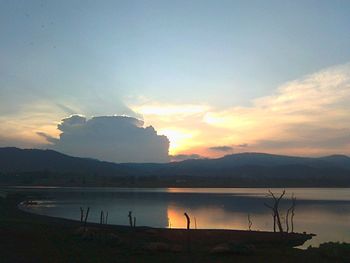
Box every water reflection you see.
[11,187,350,248]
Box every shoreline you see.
[17,198,315,248]
[1,193,349,262]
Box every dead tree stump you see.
[184,212,190,229]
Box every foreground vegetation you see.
[1,194,349,262]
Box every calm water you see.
[11,187,350,248]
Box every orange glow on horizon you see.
[158,128,199,155]
[166,205,251,230]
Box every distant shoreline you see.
[3,185,350,189]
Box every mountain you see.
[168,152,350,171]
[0,147,129,175]
[0,147,350,187]
[317,154,350,170]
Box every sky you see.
[1,0,350,162]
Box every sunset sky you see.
[1,0,350,162]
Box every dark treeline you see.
[1,147,350,187]
[1,170,349,187]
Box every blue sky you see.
[1,0,350,161]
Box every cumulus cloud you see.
[40,115,170,163]
[208,146,233,152]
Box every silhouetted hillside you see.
[0,147,129,175]
[166,152,350,172]
[0,147,350,187]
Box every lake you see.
[12,187,350,248]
